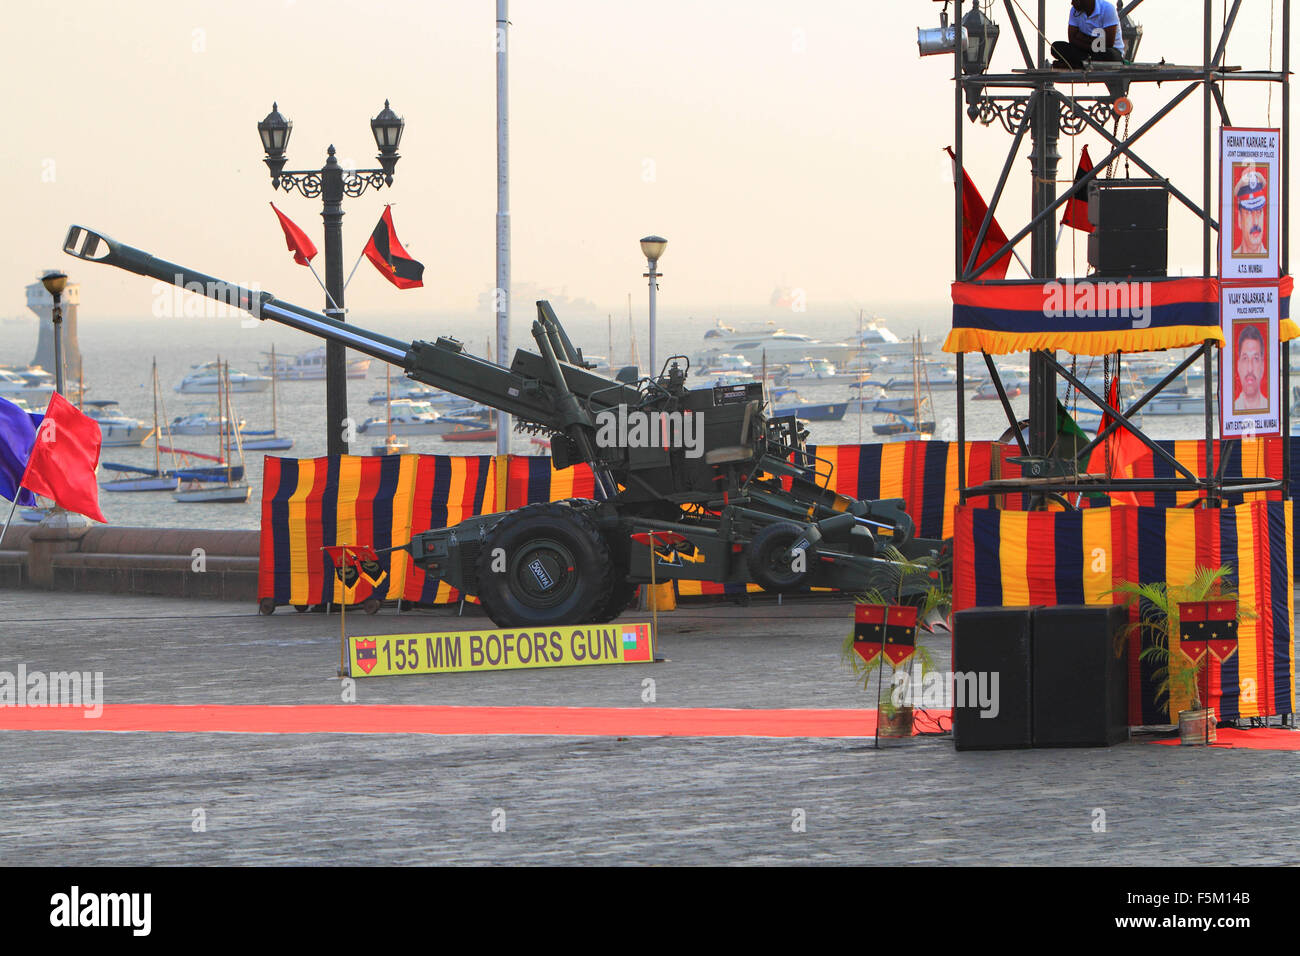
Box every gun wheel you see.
[475,503,613,627]
[747,521,815,593]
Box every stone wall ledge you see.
[0,525,260,603]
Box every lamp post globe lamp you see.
[40,270,69,394]
[641,236,667,378]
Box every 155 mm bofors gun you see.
[64,225,949,626]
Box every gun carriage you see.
[63,225,948,626]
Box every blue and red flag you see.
[0,397,42,506]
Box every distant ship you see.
[845,317,927,361]
[176,362,271,394]
[697,321,856,368]
[259,346,370,381]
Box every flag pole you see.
[343,243,369,293]
[0,493,20,551]
[1011,248,1031,277]
[1054,221,1066,251]
[305,262,342,315]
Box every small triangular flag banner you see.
[1177,601,1210,664]
[853,604,884,665]
[1206,600,1239,663]
[881,604,919,667]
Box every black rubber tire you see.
[258,598,277,616]
[591,578,640,623]
[474,503,613,627]
[746,521,816,593]
[361,597,382,616]
[294,605,309,613]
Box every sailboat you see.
[873,334,935,442]
[371,365,409,455]
[174,359,252,503]
[101,359,180,492]
[232,344,294,451]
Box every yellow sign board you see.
[347,623,655,677]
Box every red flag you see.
[947,147,1012,280]
[270,202,317,266]
[363,206,424,289]
[20,392,106,523]
[1098,376,1145,507]
[1061,145,1096,233]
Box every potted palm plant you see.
[1110,565,1252,746]
[842,544,951,741]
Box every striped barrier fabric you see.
[259,454,495,608]
[259,441,1296,611]
[950,502,1295,723]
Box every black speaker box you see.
[952,606,1035,751]
[1087,180,1169,277]
[1031,605,1129,747]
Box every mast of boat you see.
[151,356,160,476]
[385,363,394,449]
[627,293,639,369]
[270,344,279,438]
[857,309,864,443]
[218,357,228,485]
[225,360,246,484]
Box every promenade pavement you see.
[1,589,1297,865]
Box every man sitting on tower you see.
[1051,0,1127,99]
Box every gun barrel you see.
[62,225,409,366]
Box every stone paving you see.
[1,589,1297,865]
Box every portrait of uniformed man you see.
[1233,321,1269,415]
[1233,165,1269,258]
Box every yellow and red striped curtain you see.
[951,501,1295,723]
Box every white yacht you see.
[846,318,928,361]
[357,400,455,435]
[259,346,370,381]
[81,400,154,447]
[169,411,245,436]
[367,383,441,405]
[176,362,271,394]
[697,321,856,368]
[0,369,54,404]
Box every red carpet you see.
[1151,726,1300,750]
[0,704,951,738]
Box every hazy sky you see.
[1,0,1293,326]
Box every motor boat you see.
[845,318,928,360]
[356,400,456,435]
[697,321,856,368]
[772,399,848,422]
[260,346,370,380]
[0,369,54,404]
[169,412,245,436]
[81,400,154,447]
[176,362,271,394]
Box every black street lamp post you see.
[256,101,405,456]
[39,271,69,395]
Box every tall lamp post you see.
[39,271,69,395]
[256,101,405,457]
[640,236,667,377]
